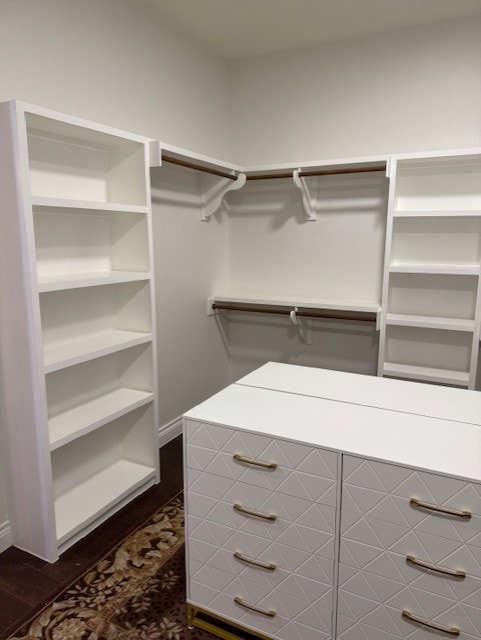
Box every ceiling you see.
[148,0,481,60]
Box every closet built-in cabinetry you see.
[184,362,481,640]
[378,151,481,388]
[0,100,159,562]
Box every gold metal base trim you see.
[187,603,273,640]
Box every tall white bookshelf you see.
[0,101,159,562]
[378,150,481,389]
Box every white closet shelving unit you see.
[378,149,481,388]
[0,100,159,562]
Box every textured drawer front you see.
[338,455,481,640]
[186,489,336,557]
[342,456,481,547]
[188,540,333,640]
[340,508,481,605]
[185,420,338,507]
[337,565,481,640]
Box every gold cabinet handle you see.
[233,503,277,521]
[233,454,277,470]
[402,610,460,636]
[234,596,276,617]
[406,554,466,579]
[233,551,277,571]
[410,498,471,520]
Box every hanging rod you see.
[246,164,387,180]
[162,153,238,180]
[212,302,376,323]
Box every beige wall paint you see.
[229,16,481,164]
[0,0,230,157]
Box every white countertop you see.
[237,362,481,427]
[184,364,481,483]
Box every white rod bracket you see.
[293,169,316,221]
[201,173,246,221]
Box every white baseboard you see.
[158,416,183,449]
[0,520,12,554]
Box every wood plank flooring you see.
[0,436,183,640]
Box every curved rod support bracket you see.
[293,169,316,221]
[201,172,246,221]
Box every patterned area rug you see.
[9,495,214,640]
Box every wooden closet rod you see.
[162,153,238,180]
[162,155,386,182]
[212,303,376,323]
[246,164,387,180]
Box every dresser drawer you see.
[185,420,338,506]
[186,488,336,556]
[337,564,481,640]
[342,455,481,547]
[188,555,333,640]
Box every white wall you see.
[150,165,230,440]
[229,16,481,164]
[224,172,387,380]
[0,0,230,157]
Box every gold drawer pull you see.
[233,454,277,470]
[233,551,277,571]
[234,596,276,618]
[233,503,277,521]
[406,554,466,579]
[410,498,471,520]
[402,610,460,636]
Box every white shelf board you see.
[212,291,380,314]
[386,314,475,332]
[43,330,152,373]
[31,196,148,214]
[389,263,480,275]
[38,271,151,292]
[393,209,481,218]
[49,388,154,451]
[382,362,470,386]
[55,459,156,544]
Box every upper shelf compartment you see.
[394,152,481,214]
[25,112,148,207]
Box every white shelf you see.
[38,270,151,292]
[32,196,148,214]
[386,313,475,332]
[389,263,479,275]
[393,209,481,218]
[49,388,154,450]
[382,362,470,386]
[55,459,156,544]
[212,291,381,314]
[43,330,152,373]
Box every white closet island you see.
[0,101,159,562]
[184,363,481,640]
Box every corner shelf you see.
[378,150,481,389]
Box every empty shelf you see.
[386,314,475,332]
[55,459,156,545]
[32,196,148,214]
[389,263,480,275]
[38,271,151,292]
[383,362,470,386]
[43,330,152,373]
[393,209,481,218]
[49,388,155,450]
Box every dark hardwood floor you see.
[0,436,184,640]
